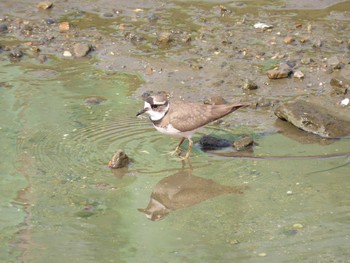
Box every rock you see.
[0,23,8,33]
[330,77,349,95]
[243,79,258,90]
[108,150,129,169]
[158,32,172,44]
[73,43,91,57]
[254,22,273,29]
[312,39,323,48]
[145,66,153,75]
[199,135,231,150]
[327,56,344,70]
[37,1,53,10]
[233,136,254,151]
[283,36,295,44]
[37,54,47,63]
[59,22,70,33]
[204,95,227,105]
[293,70,304,79]
[267,66,292,79]
[102,12,114,18]
[63,50,72,57]
[274,99,350,138]
[256,97,273,108]
[84,96,106,105]
[10,49,23,58]
[341,98,349,106]
[147,13,159,22]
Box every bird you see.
[136,93,249,159]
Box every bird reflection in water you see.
[138,168,246,221]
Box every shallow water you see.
[1,56,350,263]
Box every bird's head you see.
[136,93,170,121]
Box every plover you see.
[136,93,248,159]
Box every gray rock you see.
[108,150,129,169]
[243,79,258,90]
[0,23,8,33]
[330,77,349,95]
[204,95,227,105]
[267,64,292,79]
[73,43,91,57]
[199,135,231,150]
[328,56,344,70]
[274,99,350,138]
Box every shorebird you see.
[136,93,248,159]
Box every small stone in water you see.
[258,252,267,257]
[292,223,303,229]
[84,96,106,105]
[286,190,293,195]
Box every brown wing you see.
[169,102,247,132]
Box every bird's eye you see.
[151,104,159,109]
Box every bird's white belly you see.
[153,124,197,138]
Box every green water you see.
[1,59,350,263]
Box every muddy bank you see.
[1,0,350,138]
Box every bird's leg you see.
[183,138,193,159]
[174,137,186,154]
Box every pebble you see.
[293,70,304,79]
[59,21,70,33]
[286,190,293,195]
[10,49,23,58]
[108,150,130,169]
[258,253,267,257]
[158,32,172,44]
[204,95,226,105]
[292,223,304,229]
[327,56,343,70]
[63,50,72,57]
[341,98,349,106]
[283,36,295,44]
[84,96,106,105]
[254,22,273,29]
[312,39,323,48]
[37,1,53,10]
[233,136,254,151]
[199,135,231,150]
[73,43,91,57]
[243,79,258,90]
[0,23,8,33]
[330,77,349,95]
[267,69,290,79]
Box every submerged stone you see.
[84,96,106,105]
[199,135,231,150]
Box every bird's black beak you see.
[136,108,147,117]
